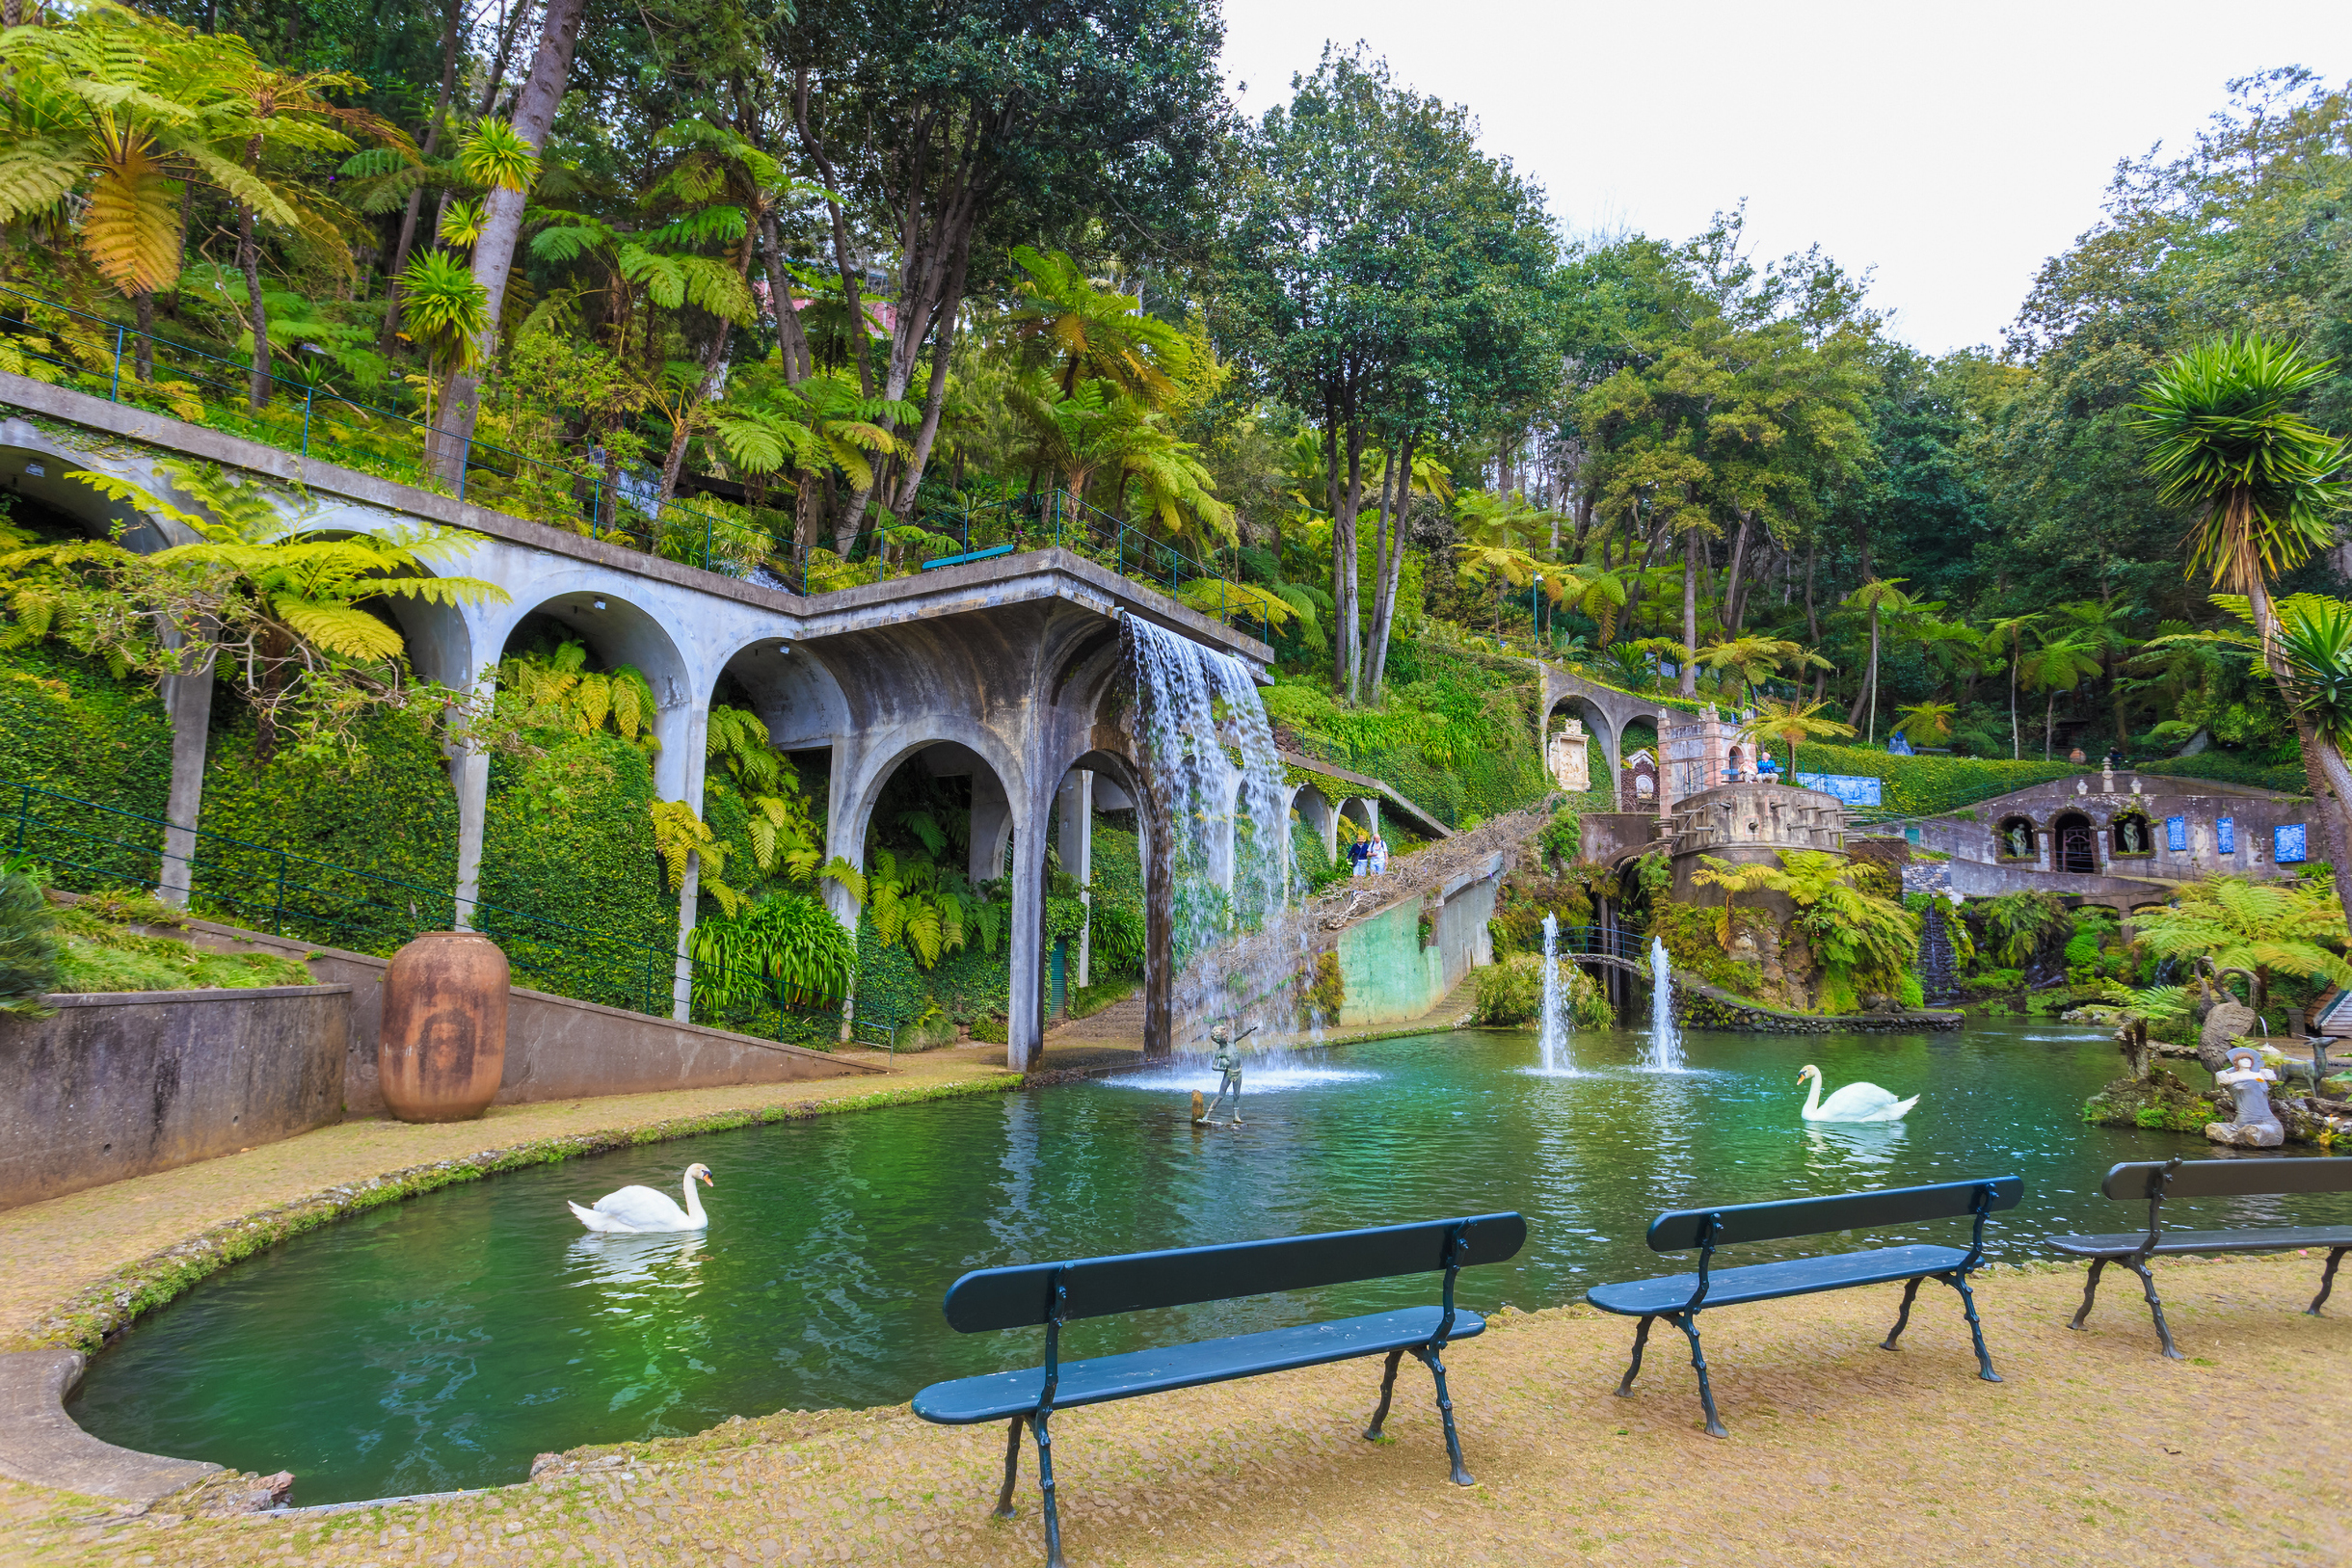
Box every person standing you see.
[1349,837,1368,877]
[1370,836,1389,876]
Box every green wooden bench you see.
[2052,1156,2352,1358]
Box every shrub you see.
[0,872,63,1012]
[1775,740,2081,817]
[1472,954,1541,1024]
[1300,950,1345,1024]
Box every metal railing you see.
[3,778,849,1042]
[0,284,1269,639]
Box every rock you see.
[2205,1118,2286,1149]
[2083,1068,2219,1133]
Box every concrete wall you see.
[0,987,349,1209]
[77,901,882,1115]
[1331,854,1503,1028]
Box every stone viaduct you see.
[0,376,1391,1072]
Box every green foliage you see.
[2134,754,2308,793]
[0,645,173,889]
[1649,899,1768,999]
[1300,950,1346,1025]
[852,919,930,1028]
[479,732,672,1010]
[48,899,312,996]
[689,892,856,1018]
[0,873,63,1012]
[1975,890,2073,970]
[1472,954,1540,1024]
[2131,871,2352,990]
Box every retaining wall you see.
[0,986,348,1209]
[101,911,884,1114]
[1672,977,1964,1035]
[1332,854,1502,1027]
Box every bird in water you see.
[1795,1064,1919,1123]
[568,1162,714,1232]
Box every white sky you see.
[1218,0,2351,354]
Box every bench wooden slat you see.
[941,1211,1527,1332]
[2099,1157,2352,1202]
[1644,1178,2022,1252]
[2050,1225,2352,1259]
[1589,1243,1971,1316]
[912,1306,1486,1424]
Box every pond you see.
[71,1019,2352,1503]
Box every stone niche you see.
[1619,748,1660,813]
[1548,718,1590,792]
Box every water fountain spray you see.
[1644,935,1686,1072]
[1536,912,1575,1075]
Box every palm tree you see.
[1004,247,1191,401]
[1839,577,1918,745]
[2050,598,2142,750]
[1980,613,2040,759]
[2132,333,2352,917]
[1735,699,1857,781]
[1891,700,1957,749]
[2018,632,2102,760]
[1697,634,1833,708]
[1691,856,1790,946]
[0,9,334,379]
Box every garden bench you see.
[1588,1177,2021,1437]
[2053,1156,2352,1359]
[911,1211,1526,1567]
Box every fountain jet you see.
[1535,912,1576,1075]
[1644,935,1686,1072]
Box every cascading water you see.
[1123,616,1312,1052]
[1644,934,1686,1071]
[1533,911,1575,1075]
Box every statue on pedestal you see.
[2206,1047,2285,1148]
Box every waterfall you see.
[1535,911,1576,1075]
[1644,935,1685,1072]
[1123,616,1308,1051]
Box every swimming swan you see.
[568,1162,713,1232]
[1796,1064,1918,1123]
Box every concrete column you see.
[1596,717,1623,797]
[667,704,710,1023]
[971,770,1012,884]
[1005,784,1051,1073]
[449,750,491,929]
[822,741,866,1044]
[449,672,497,930]
[1057,770,1094,987]
[155,659,214,907]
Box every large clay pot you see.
[379,931,509,1122]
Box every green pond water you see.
[72,1020,2352,1503]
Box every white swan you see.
[567,1162,713,1233]
[1796,1064,1918,1123]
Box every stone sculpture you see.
[2206,1047,2285,1148]
[2004,823,2030,859]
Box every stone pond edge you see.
[0,1071,1024,1502]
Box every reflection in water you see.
[1099,1060,1380,1093]
[71,1020,2352,1504]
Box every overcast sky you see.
[1218,0,2349,355]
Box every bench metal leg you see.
[1031,1409,1065,1568]
[1615,1315,1655,1395]
[2311,1248,2348,1316]
[993,1415,1025,1520]
[1364,1348,1404,1440]
[1933,1271,2002,1382]
[1881,1277,1923,1350]
[1409,1344,1475,1486]
[2124,1255,2184,1360]
[2070,1258,2108,1329]
[1667,1312,1726,1439]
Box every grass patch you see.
[1068,975,1136,1019]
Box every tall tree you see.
[428,0,585,483]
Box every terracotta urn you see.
[379,931,510,1122]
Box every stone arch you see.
[2052,810,2098,874]
[1339,796,1378,851]
[832,724,1029,910]
[2109,807,2155,860]
[1994,813,2039,863]
[486,582,699,797]
[0,438,193,551]
[1546,693,1616,788]
[1290,782,1337,864]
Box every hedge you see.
[478,731,675,1011]
[2135,754,2308,795]
[0,644,173,888]
[1768,740,2083,817]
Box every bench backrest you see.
[2101,1157,2352,1202]
[941,1211,1528,1332]
[1644,1178,2024,1253]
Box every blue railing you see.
[0,284,1270,640]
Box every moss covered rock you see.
[2082,1068,2219,1132]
